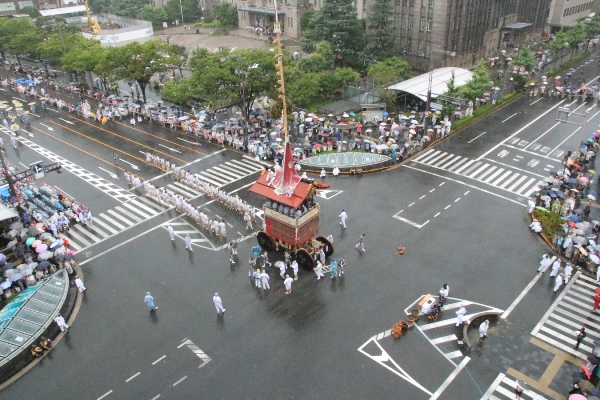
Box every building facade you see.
[547,0,595,27]
[0,0,80,16]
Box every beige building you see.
[547,0,595,27]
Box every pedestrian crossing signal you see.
[30,161,45,180]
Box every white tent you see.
[387,67,474,102]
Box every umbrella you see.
[589,170,596,175]
[0,253,6,264]
[49,240,63,251]
[6,239,17,249]
[573,236,588,245]
[579,176,589,183]
[64,253,74,261]
[0,280,11,290]
[270,143,279,149]
[568,215,583,223]
[37,251,53,261]
[25,237,35,246]
[410,119,419,124]
[365,129,373,133]
[32,240,42,248]
[35,244,48,253]
[363,139,371,143]
[37,261,50,270]
[28,225,41,236]
[572,229,585,235]
[39,232,53,240]
[10,273,23,282]
[354,138,362,143]
[274,261,285,269]
[5,229,18,238]
[399,115,409,120]
[16,263,28,272]
[1,263,12,273]
[589,194,597,201]
[9,221,23,230]
[390,144,399,149]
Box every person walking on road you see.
[167,224,175,241]
[455,304,467,326]
[54,314,69,332]
[74,275,86,293]
[291,259,299,280]
[278,261,287,279]
[330,259,338,278]
[538,254,550,274]
[315,260,324,280]
[213,293,225,315]
[479,320,489,342]
[564,263,573,284]
[553,273,564,294]
[575,327,586,350]
[253,268,262,289]
[549,259,561,277]
[339,209,348,230]
[260,270,270,290]
[144,292,158,312]
[356,233,366,253]
[439,284,449,300]
[593,293,600,312]
[185,234,193,251]
[284,274,294,294]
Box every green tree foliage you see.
[548,29,569,59]
[364,0,395,60]
[458,59,491,101]
[584,16,600,38]
[165,48,277,120]
[300,0,365,65]
[165,44,188,76]
[139,6,169,27]
[99,40,172,102]
[0,18,36,59]
[20,6,40,18]
[213,4,238,29]
[89,0,151,18]
[510,44,536,72]
[164,0,201,23]
[565,22,587,59]
[298,41,334,72]
[366,56,411,85]
[439,71,462,116]
[2,19,43,67]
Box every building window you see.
[17,0,33,7]
[401,13,407,29]
[427,16,432,31]
[418,40,425,56]
[0,2,16,11]
[408,14,413,29]
[419,16,425,31]
[409,0,415,6]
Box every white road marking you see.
[454,198,460,202]
[439,182,445,186]
[429,188,436,193]
[431,334,457,344]
[152,355,166,365]
[477,100,566,161]
[501,113,518,123]
[464,191,469,195]
[408,202,415,207]
[126,372,140,382]
[98,167,118,179]
[158,143,182,153]
[530,98,543,105]
[177,137,202,145]
[531,271,580,335]
[434,212,441,217]
[429,356,470,400]
[501,272,543,319]
[523,122,561,149]
[419,195,425,200]
[59,118,74,125]
[467,131,486,143]
[97,390,113,400]
[172,376,187,387]
[444,205,451,209]
[150,395,161,400]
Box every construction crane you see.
[84,0,101,35]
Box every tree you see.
[20,6,40,18]
[510,45,536,72]
[298,41,334,72]
[102,40,172,102]
[439,71,463,116]
[458,59,491,101]
[565,22,587,59]
[367,56,411,85]
[548,29,569,60]
[213,4,238,29]
[301,0,365,65]
[165,0,201,24]
[5,22,43,68]
[0,18,39,60]
[184,48,277,123]
[584,16,600,38]
[166,44,188,77]
[139,6,169,28]
[364,0,395,60]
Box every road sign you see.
[30,161,45,180]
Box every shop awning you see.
[238,7,285,15]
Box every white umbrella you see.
[591,254,600,264]
[37,251,53,261]
[9,221,23,230]
[305,117,312,122]
[411,119,419,124]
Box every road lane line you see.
[172,376,188,387]
[419,195,425,199]
[429,356,470,400]
[403,165,526,207]
[454,198,460,202]
[429,188,435,192]
[439,182,445,186]
[467,131,486,143]
[126,372,140,382]
[481,373,506,400]
[502,113,518,123]
[152,355,166,365]
[464,191,469,195]
[501,273,542,319]
[483,158,548,178]
[476,99,566,161]
[97,390,113,400]
[408,202,415,207]
[530,98,543,105]
[150,395,161,400]
[444,205,451,209]
[431,334,458,344]
[523,122,561,149]
[548,125,582,155]
[434,212,440,217]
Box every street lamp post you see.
[179,0,184,26]
[423,49,455,134]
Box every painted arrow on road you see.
[119,159,139,170]
[158,143,182,153]
[59,118,74,125]
[39,123,54,131]
[177,137,202,145]
[98,167,118,179]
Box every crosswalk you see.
[192,156,268,188]
[412,296,503,363]
[412,149,542,197]
[63,196,166,250]
[162,221,219,250]
[531,271,599,360]
[481,373,546,400]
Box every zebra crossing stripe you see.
[120,202,153,219]
[66,229,92,248]
[439,156,462,169]
[99,212,126,229]
[196,172,226,186]
[430,153,455,167]
[506,175,528,191]
[107,208,136,226]
[211,166,241,179]
[114,206,143,222]
[491,170,512,186]
[133,197,165,214]
[91,218,119,234]
[468,163,489,178]
[426,152,449,165]
[474,165,497,180]
[515,177,537,194]
[419,150,443,163]
[71,225,103,242]
[482,168,505,183]
[412,149,435,162]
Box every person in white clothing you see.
[553,273,564,293]
[339,209,348,229]
[549,259,561,277]
[564,263,573,283]
[74,275,86,293]
[527,199,535,214]
[332,166,340,176]
[54,315,69,332]
[213,293,225,315]
[291,260,299,280]
[167,224,175,241]
[185,234,192,251]
[537,254,550,273]
[260,270,270,290]
[284,275,294,294]
[320,168,326,178]
[314,261,324,280]
[455,304,466,326]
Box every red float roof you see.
[249,173,315,209]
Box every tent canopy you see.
[387,67,474,102]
